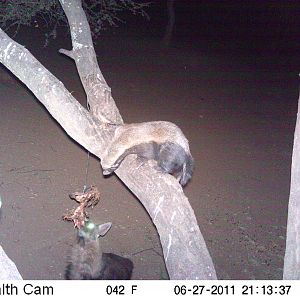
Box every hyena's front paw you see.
[101,159,118,175]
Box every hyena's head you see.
[77,220,112,246]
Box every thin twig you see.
[132,247,163,257]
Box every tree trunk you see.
[162,0,176,48]
[283,90,300,279]
[0,0,217,279]
[0,245,23,280]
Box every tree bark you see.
[0,0,217,279]
[283,90,300,279]
[162,0,176,48]
[0,245,23,280]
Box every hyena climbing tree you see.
[0,0,216,279]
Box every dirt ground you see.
[0,26,297,279]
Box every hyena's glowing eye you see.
[86,222,95,230]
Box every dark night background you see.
[0,0,299,279]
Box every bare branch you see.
[58,48,75,60]
[0,0,150,39]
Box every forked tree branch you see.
[0,0,217,279]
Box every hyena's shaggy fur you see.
[65,221,133,280]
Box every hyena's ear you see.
[97,222,112,237]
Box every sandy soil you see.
[0,27,297,279]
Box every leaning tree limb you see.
[58,0,123,125]
[0,0,217,279]
[283,89,300,279]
